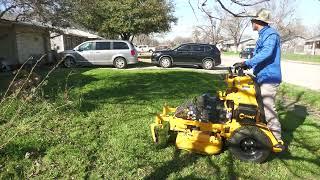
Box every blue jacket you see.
[245,26,282,84]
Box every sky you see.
[157,0,320,42]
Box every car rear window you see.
[96,42,111,50]
[113,42,129,50]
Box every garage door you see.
[16,32,45,64]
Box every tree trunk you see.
[234,37,239,52]
[120,33,131,41]
[130,35,135,42]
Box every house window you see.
[316,41,320,49]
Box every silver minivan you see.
[61,40,138,69]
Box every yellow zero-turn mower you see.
[150,67,284,163]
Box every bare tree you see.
[221,15,250,52]
[193,13,223,44]
[171,36,193,47]
[189,0,270,19]
[263,0,306,43]
[133,34,159,46]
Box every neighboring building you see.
[282,37,306,54]
[304,35,320,55]
[51,28,103,53]
[0,19,51,66]
[220,38,256,52]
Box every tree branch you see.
[215,0,252,17]
[0,4,17,18]
[230,0,270,7]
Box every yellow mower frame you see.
[150,68,283,162]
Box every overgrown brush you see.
[0,55,84,178]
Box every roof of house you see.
[60,28,102,39]
[1,15,102,39]
[0,19,51,30]
[305,35,320,43]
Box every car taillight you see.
[131,50,136,56]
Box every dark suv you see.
[239,48,254,59]
[151,43,221,70]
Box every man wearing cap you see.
[233,8,285,150]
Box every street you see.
[221,56,320,91]
[137,56,320,91]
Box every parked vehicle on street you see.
[239,48,254,59]
[151,43,221,70]
[60,40,138,69]
[135,45,156,53]
[155,45,170,51]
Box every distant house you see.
[304,35,320,55]
[220,38,256,52]
[0,19,51,67]
[51,28,103,53]
[282,37,306,54]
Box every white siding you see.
[51,33,65,53]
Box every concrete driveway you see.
[135,56,320,91]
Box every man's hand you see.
[233,62,248,70]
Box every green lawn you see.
[222,51,239,56]
[282,53,320,63]
[0,68,319,179]
[222,51,320,64]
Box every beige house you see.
[0,19,51,67]
[221,38,256,52]
[304,35,320,55]
[282,37,306,54]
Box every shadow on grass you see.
[267,90,320,177]
[144,150,199,179]
[144,150,238,179]
[60,70,225,113]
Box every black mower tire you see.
[228,126,272,163]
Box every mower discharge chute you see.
[150,67,283,163]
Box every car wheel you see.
[159,57,172,68]
[228,126,272,163]
[114,57,127,69]
[149,49,154,53]
[202,59,215,70]
[63,57,76,68]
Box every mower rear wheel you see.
[228,126,272,163]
